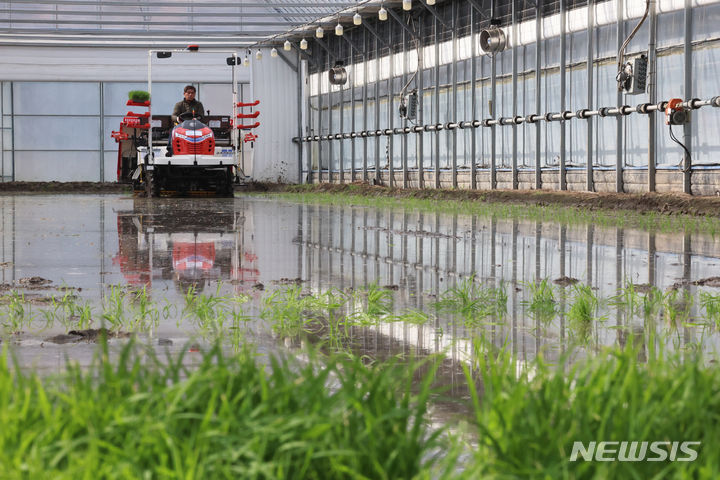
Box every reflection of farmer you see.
[166,85,205,156]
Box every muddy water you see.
[1,194,720,377]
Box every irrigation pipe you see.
[293,96,720,142]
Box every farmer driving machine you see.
[112,46,260,197]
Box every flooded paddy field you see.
[2,192,720,477]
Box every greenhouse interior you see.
[1,0,720,477]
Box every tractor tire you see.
[145,169,161,198]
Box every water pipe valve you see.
[665,98,688,125]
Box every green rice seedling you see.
[434,276,505,327]
[662,288,694,327]
[347,284,394,327]
[260,285,319,337]
[566,284,601,344]
[390,309,433,325]
[0,340,450,478]
[100,285,128,331]
[462,343,720,478]
[0,291,33,334]
[524,278,557,325]
[700,291,720,328]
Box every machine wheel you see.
[218,167,234,197]
[145,169,161,198]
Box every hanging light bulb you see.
[353,12,362,25]
[402,0,412,11]
[271,47,278,57]
[316,26,324,38]
[256,49,262,60]
[335,21,343,36]
[243,56,249,67]
[426,0,436,5]
[300,38,308,50]
[378,5,388,21]
[283,40,291,51]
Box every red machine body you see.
[172,119,216,155]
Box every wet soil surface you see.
[269,183,720,217]
[2,181,720,217]
[44,329,131,345]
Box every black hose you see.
[669,124,692,173]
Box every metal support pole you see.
[587,0,595,192]
[452,2,458,188]
[616,0,624,193]
[297,51,304,184]
[402,21,409,188]
[388,19,395,187]
[374,35,381,184]
[559,0,567,190]
[339,39,344,184]
[317,61,323,183]
[434,15,440,189]
[491,33,497,189]
[306,57,313,184]
[363,29,369,182]
[327,53,333,183]
[535,0,542,190]
[511,0,518,189]
[418,20,425,188]
[471,4,477,190]
[648,0,657,192]
[683,0,692,194]
[350,32,357,182]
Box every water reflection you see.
[1,195,719,372]
[115,198,259,295]
[295,203,720,361]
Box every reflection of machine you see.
[113,200,258,293]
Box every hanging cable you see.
[616,0,651,91]
[669,124,692,173]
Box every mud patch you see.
[692,277,720,288]
[553,276,580,287]
[271,278,305,286]
[44,328,131,344]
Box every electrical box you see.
[622,54,648,95]
[400,90,418,121]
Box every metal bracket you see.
[362,22,390,50]
[420,2,450,30]
[467,0,490,20]
[314,37,337,62]
[290,43,320,68]
[275,49,298,72]
[387,9,418,40]
[341,34,365,57]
